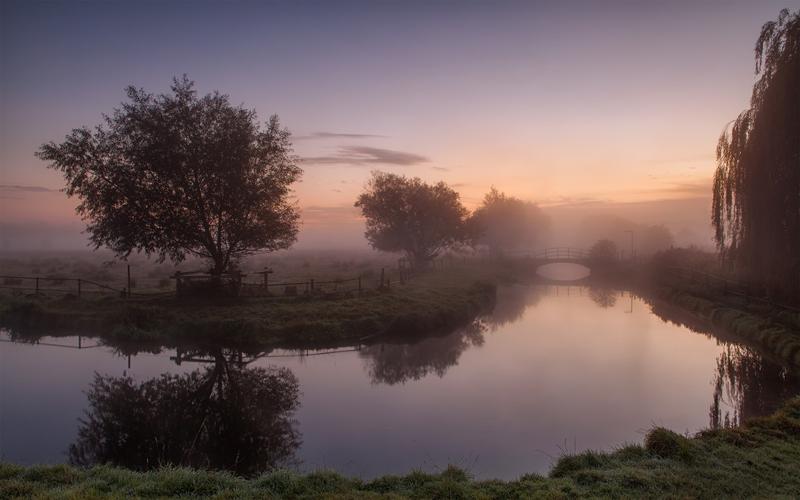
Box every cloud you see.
[0,184,59,193]
[540,195,608,208]
[303,146,429,166]
[643,180,712,198]
[431,166,450,172]
[296,132,386,140]
[646,155,715,165]
[301,204,363,225]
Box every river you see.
[1,280,798,479]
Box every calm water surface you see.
[1,283,798,479]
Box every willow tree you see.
[37,77,302,275]
[712,9,800,296]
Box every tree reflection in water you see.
[484,285,543,329]
[69,348,301,476]
[710,344,800,429]
[588,287,618,308]
[360,321,486,385]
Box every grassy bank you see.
[3,396,800,498]
[0,267,497,349]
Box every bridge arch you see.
[526,248,592,282]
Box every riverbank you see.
[0,267,497,349]
[3,396,800,498]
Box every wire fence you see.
[0,264,419,300]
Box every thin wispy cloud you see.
[301,204,363,224]
[0,184,59,192]
[431,166,450,172]
[295,132,387,140]
[303,146,429,166]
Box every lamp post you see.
[624,230,635,261]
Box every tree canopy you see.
[589,239,619,263]
[354,171,470,266]
[469,187,549,256]
[37,76,302,274]
[712,9,800,295]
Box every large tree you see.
[37,76,301,275]
[469,187,549,256]
[712,9,800,295]
[354,171,470,267]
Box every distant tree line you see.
[355,173,551,267]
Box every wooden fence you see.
[0,264,417,300]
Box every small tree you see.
[469,187,549,256]
[589,239,619,263]
[37,77,301,275]
[354,171,470,267]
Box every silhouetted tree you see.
[354,171,470,267]
[37,77,301,275]
[712,9,800,296]
[469,187,550,257]
[69,350,301,476]
[588,239,618,263]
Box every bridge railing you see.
[531,247,590,260]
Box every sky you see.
[1,0,798,250]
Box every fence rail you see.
[531,247,590,260]
[0,265,416,300]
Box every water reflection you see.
[69,347,301,476]
[588,287,618,308]
[644,294,800,429]
[360,322,486,385]
[710,345,800,429]
[484,285,544,329]
[4,284,800,479]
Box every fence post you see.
[358,276,362,293]
[380,268,385,289]
[310,279,315,292]
[77,278,82,298]
[127,265,131,298]
[35,277,39,294]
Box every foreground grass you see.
[4,397,800,498]
[0,266,498,349]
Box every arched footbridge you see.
[524,247,591,266]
